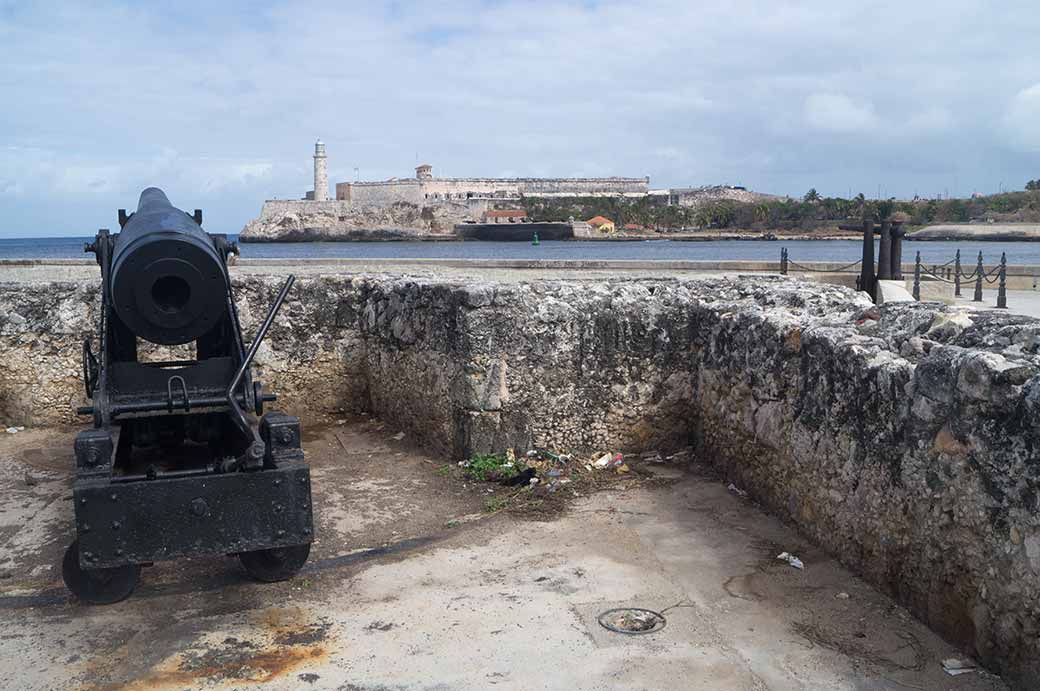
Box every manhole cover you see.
[597,607,666,635]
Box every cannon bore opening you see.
[151,275,191,314]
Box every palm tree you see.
[803,188,821,204]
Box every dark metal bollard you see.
[974,252,984,302]
[877,221,892,280]
[857,220,876,302]
[780,247,788,275]
[997,252,1007,309]
[890,223,905,279]
[954,249,961,297]
[913,251,921,300]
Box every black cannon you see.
[64,187,313,603]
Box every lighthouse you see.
[313,139,328,201]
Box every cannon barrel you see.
[110,188,228,345]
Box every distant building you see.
[482,209,527,223]
[290,146,774,220]
[336,163,650,204]
[587,216,615,232]
[623,223,644,231]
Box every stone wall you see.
[336,180,423,205]
[1,273,1038,685]
[338,176,649,204]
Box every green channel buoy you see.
[532,232,540,246]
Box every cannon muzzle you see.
[110,188,228,345]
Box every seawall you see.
[1,271,1038,685]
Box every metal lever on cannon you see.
[226,274,296,470]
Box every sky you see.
[2,1,1040,237]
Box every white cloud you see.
[804,93,877,133]
[1002,83,1040,152]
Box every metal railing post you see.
[913,251,921,300]
[997,252,1007,309]
[954,249,961,297]
[877,221,892,280]
[780,247,788,275]
[974,252,984,302]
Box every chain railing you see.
[779,248,862,275]
[781,246,1009,310]
[913,249,1007,309]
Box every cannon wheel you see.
[62,540,140,605]
[239,544,310,583]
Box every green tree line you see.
[519,188,1040,232]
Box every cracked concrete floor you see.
[0,420,1006,690]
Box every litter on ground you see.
[776,552,804,569]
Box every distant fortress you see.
[241,141,770,241]
[336,163,649,203]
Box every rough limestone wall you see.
[454,280,703,455]
[344,278,467,457]
[0,281,96,425]
[0,276,374,426]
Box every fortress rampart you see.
[4,271,1037,685]
[337,173,649,204]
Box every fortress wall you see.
[421,177,649,197]
[420,179,519,198]
[2,273,1038,685]
[337,177,650,203]
[338,181,423,205]
[517,177,649,194]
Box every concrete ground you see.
[0,419,1005,690]
[955,287,1040,319]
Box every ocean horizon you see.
[2,236,1040,265]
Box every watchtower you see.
[313,140,328,201]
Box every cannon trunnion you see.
[64,187,313,604]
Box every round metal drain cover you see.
[597,607,666,635]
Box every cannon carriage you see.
[63,187,313,603]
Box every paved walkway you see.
[955,288,1040,319]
